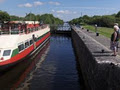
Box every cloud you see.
[18,1,61,8]
[56,10,70,14]
[18,3,32,8]
[24,3,32,7]
[55,10,77,14]
[51,9,55,12]
[34,1,44,7]
[18,1,44,8]
[49,1,60,6]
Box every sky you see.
[0,0,120,21]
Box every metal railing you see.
[0,24,49,35]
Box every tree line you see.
[69,11,120,28]
[0,10,64,25]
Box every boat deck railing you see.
[0,24,48,35]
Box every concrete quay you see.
[72,27,120,90]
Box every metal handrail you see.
[0,24,48,35]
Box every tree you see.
[25,13,36,21]
[69,18,80,25]
[0,10,10,23]
[39,14,63,25]
[10,15,21,21]
[116,11,120,17]
[100,15,115,27]
[82,15,91,24]
[89,15,102,26]
[36,14,41,21]
[0,10,64,28]
[69,14,116,27]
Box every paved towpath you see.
[79,27,120,55]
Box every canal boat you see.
[0,21,50,71]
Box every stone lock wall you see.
[72,27,120,90]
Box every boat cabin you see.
[0,21,47,34]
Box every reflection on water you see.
[0,40,50,90]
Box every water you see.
[0,34,85,90]
[28,34,83,90]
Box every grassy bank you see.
[83,25,114,38]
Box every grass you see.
[83,25,114,38]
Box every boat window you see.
[25,41,29,48]
[30,40,33,45]
[3,50,11,56]
[18,44,24,52]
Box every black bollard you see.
[101,49,104,53]
[96,32,99,36]
[82,28,84,29]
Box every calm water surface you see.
[28,34,83,90]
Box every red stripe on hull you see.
[0,32,50,66]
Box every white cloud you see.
[56,10,77,14]
[51,9,55,12]
[56,10,70,14]
[18,1,44,8]
[18,1,61,8]
[34,1,44,6]
[49,1,60,6]
[18,3,32,8]
[24,3,32,7]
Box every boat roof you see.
[4,21,40,24]
[0,35,19,49]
